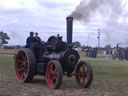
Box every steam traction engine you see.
[112,44,128,60]
[15,17,93,89]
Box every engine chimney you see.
[66,16,73,45]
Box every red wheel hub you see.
[46,62,58,88]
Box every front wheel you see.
[75,61,93,88]
[46,60,63,89]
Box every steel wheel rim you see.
[46,62,58,88]
[76,63,89,87]
[15,50,29,82]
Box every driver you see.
[26,31,36,48]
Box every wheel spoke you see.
[25,64,28,69]
[53,68,57,74]
[48,74,54,87]
[51,64,55,73]
[20,53,25,60]
[82,65,86,72]
[86,72,89,80]
[53,69,58,79]
[82,77,85,85]
[20,72,26,79]
[82,65,85,69]
[24,56,27,61]
[80,77,83,84]
[77,71,82,78]
[85,71,88,76]
[24,68,28,74]
[17,60,23,64]
[24,61,28,67]
[21,55,28,66]
[24,57,28,63]
[18,67,24,72]
[82,70,88,79]
[48,64,53,73]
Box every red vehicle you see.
[4,46,14,49]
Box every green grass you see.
[89,59,128,79]
[0,55,14,70]
[0,49,17,55]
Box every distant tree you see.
[73,41,81,48]
[0,31,10,45]
[104,44,111,50]
[80,45,86,50]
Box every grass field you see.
[0,51,128,96]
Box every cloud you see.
[1,0,127,47]
[0,0,23,9]
[39,1,71,9]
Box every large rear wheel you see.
[15,48,36,82]
[46,60,63,89]
[75,61,93,88]
[118,50,125,60]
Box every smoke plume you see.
[70,0,122,22]
[70,0,128,46]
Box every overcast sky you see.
[0,0,128,47]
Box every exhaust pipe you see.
[66,16,73,45]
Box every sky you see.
[0,0,128,47]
